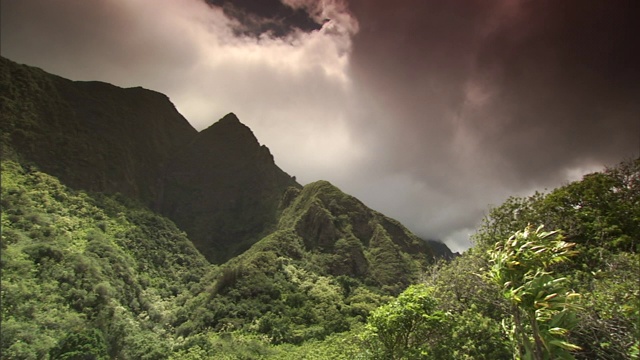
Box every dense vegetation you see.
[3,157,637,359]
[1,160,212,358]
[368,158,639,360]
[0,158,437,358]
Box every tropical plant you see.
[488,225,581,360]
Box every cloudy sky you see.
[2,0,639,252]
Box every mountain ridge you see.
[0,55,452,264]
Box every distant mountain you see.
[0,56,452,264]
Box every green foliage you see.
[446,306,511,360]
[473,159,639,359]
[168,328,367,360]
[270,329,367,360]
[4,155,637,359]
[474,159,639,258]
[423,254,507,320]
[49,328,108,360]
[363,284,449,359]
[571,252,640,359]
[488,225,581,360]
[361,283,510,359]
[1,160,211,357]
[177,235,389,345]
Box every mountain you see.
[0,56,196,204]
[0,56,451,264]
[161,113,299,263]
[0,57,300,263]
[3,56,634,359]
[278,180,437,283]
[170,180,446,342]
[0,55,454,357]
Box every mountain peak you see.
[220,112,240,124]
[163,113,299,263]
[199,112,254,139]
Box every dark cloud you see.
[347,0,639,181]
[326,0,639,250]
[205,0,321,36]
[1,0,638,252]
[472,0,640,182]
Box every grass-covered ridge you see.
[278,180,441,289]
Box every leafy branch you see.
[488,225,581,360]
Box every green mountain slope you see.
[0,56,456,358]
[1,160,212,359]
[278,180,437,289]
[172,180,443,344]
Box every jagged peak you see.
[194,113,261,152]
[200,112,246,132]
[219,112,240,124]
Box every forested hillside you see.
[1,160,212,358]
[360,158,639,359]
[1,55,637,359]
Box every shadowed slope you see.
[161,113,299,263]
[0,56,197,205]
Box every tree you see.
[49,328,108,360]
[488,225,581,360]
[363,284,448,359]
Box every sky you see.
[2,0,639,253]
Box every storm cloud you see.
[2,0,638,252]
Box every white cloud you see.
[1,0,361,185]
